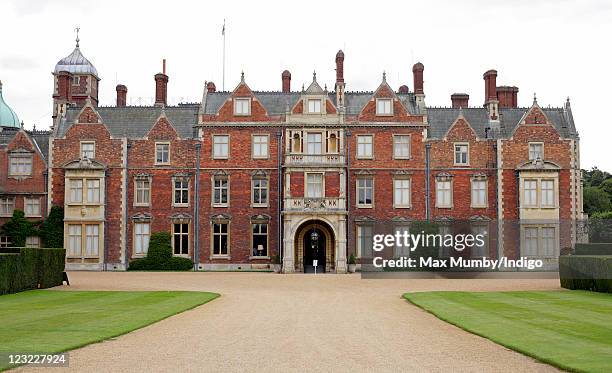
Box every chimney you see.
[154,59,169,106]
[412,63,424,94]
[282,70,291,93]
[335,50,344,83]
[497,86,519,108]
[116,84,127,107]
[398,85,409,94]
[483,69,498,105]
[56,71,73,101]
[451,93,469,109]
[206,82,216,93]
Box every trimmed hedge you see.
[574,243,612,255]
[128,232,193,271]
[0,248,66,295]
[559,255,612,293]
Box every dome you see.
[54,46,98,76]
[0,81,21,128]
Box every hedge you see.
[559,255,612,293]
[0,248,66,295]
[574,243,612,255]
[128,232,193,271]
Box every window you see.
[213,135,229,159]
[155,143,170,164]
[357,135,373,159]
[523,226,557,257]
[25,236,40,248]
[0,236,10,248]
[454,143,469,165]
[541,227,556,256]
[252,177,268,206]
[436,180,452,208]
[357,225,373,258]
[541,180,555,207]
[393,135,410,159]
[72,76,80,85]
[471,224,489,257]
[376,98,392,115]
[523,180,538,207]
[69,179,83,203]
[234,98,251,115]
[394,226,410,257]
[9,155,32,176]
[213,176,229,206]
[67,224,100,258]
[394,179,411,208]
[356,178,373,207]
[135,178,151,206]
[528,143,544,161]
[252,135,269,159]
[308,99,321,113]
[471,179,487,208]
[212,223,229,256]
[306,133,322,154]
[173,223,189,255]
[292,133,302,153]
[80,141,95,159]
[173,178,189,206]
[524,227,539,256]
[0,197,15,216]
[306,173,323,198]
[327,133,338,153]
[252,223,268,257]
[85,225,99,257]
[67,225,82,257]
[86,179,100,203]
[24,197,41,217]
[134,222,150,256]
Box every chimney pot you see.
[496,86,519,108]
[451,93,469,109]
[398,85,409,94]
[206,82,216,93]
[483,69,498,104]
[412,62,424,94]
[335,50,345,83]
[154,73,169,106]
[116,84,127,107]
[282,70,291,93]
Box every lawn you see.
[0,290,219,371]
[403,291,612,373]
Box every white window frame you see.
[25,236,40,248]
[393,135,411,159]
[252,134,269,159]
[522,225,558,258]
[305,172,324,198]
[306,133,323,155]
[307,99,322,114]
[134,178,151,206]
[356,135,373,159]
[172,222,190,256]
[86,179,100,204]
[80,141,96,159]
[155,142,170,165]
[356,177,374,208]
[234,97,251,116]
[133,222,151,257]
[213,175,229,207]
[436,179,453,208]
[471,178,488,208]
[8,154,33,176]
[72,76,80,86]
[454,143,469,166]
[68,179,83,204]
[212,222,230,257]
[66,223,100,258]
[528,142,544,161]
[173,178,190,207]
[356,224,373,258]
[0,236,11,247]
[251,223,268,258]
[376,98,393,116]
[212,135,230,159]
[540,179,555,207]
[0,197,16,217]
[393,226,411,258]
[252,176,269,207]
[523,179,538,207]
[24,197,41,217]
[393,178,411,208]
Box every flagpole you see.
[222,19,226,91]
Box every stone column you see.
[283,216,295,273]
[335,215,347,273]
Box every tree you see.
[1,210,38,247]
[40,205,64,248]
[583,187,612,215]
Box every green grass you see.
[403,290,612,373]
[0,290,219,371]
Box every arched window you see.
[328,133,338,153]
[292,133,302,153]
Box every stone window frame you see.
[305,132,324,155]
[251,133,270,159]
[212,172,230,207]
[540,179,556,208]
[72,76,81,86]
[133,173,152,207]
[453,142,470,166]
[392,134,411,160]
[251,171,270,208]
[171,218,190,257]
[154,142,171,165]
[210,214,231,259]
[307,98,322,114]
[8,150,33,178]
[327,131,340,154]
[356,134,374,160]
[250,215,271,259]
[528,142,544,161]
[392,224,411,258]
[212,134,230,159]
[355,222,374,259]
[80,140,96,159]
[132,221,151,258]
[172,175,190,208]
[233,97,252,116]
[66,223,101,259]
[435,174,453,209]
[0,197,15,217]
[24,196,42,217]
[470,220,490,258]
[356,176,374,208]
[304,172,325,199]
[375,98,393,116]
[522,179,539,208]
[65,177,103,206]
[470,175,488,208]
[520,224,559,258]
[393,176,412,209]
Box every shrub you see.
[1,210,40,248]
[0,248,66,295]
[128,232,192,271]
[559,255,612,293]
[574,243,612,255]
[348,253,356,265]
[40,206,65,248]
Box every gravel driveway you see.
[17,272,562,373]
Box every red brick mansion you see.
[0,39,584,272]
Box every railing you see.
[285,154,345,166]
[284,197,346,211]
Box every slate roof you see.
[0,127,51,160]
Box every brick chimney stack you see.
[154,59,169,106]
[412,63,424,94]
[497,86,519,108]
[451,93,469,109]
[206,82,216,93]
[483,70,498,104]
[282,70,291,93]
[56,71,73,101]
[398,85,409,94]
[335,50,346,109]
[116,84,127,107]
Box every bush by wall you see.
[128,232,193,271]
[559,255,612,293]
[0,248,66,295]
[574,243,612,255]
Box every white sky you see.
[1,0,611,170]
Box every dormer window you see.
[234,98,251,116]
[308,99,321,113]
[8,154,33,176]
[376,98,393,116]
[528,143,544,161]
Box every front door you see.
[303,228,326,273]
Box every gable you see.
[357,83,422,122]
[147,115,179,140]
[444,117,478,141]
[213,82,270,121]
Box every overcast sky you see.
[1,0,611,170]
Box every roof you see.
[54,46,99,77]
[58,105,199,138]
[0,81,20,128]
[0,127,50,160]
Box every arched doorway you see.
[295,220,335,273]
